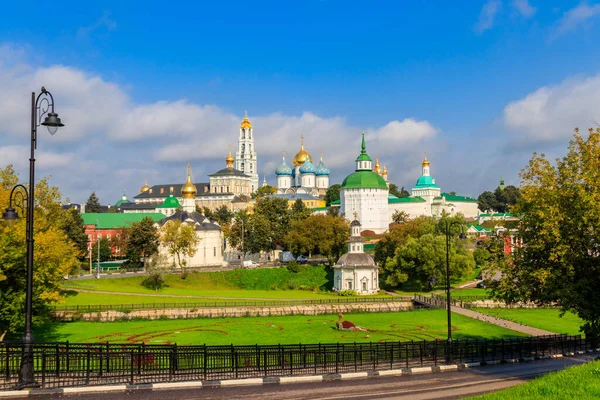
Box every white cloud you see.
[0,44,442,203]
[503,74,600,141]
[552,2,600,39]
[512,0,536,17]
[475,0,502,33]
[76,11,117,41]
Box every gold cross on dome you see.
[353,211,358,220]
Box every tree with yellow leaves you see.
[491,128,600,344]
[0,165,79,340]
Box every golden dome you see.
[383,165,388,175]
[140,179,150,193]
[293,135,312,167]
[225,145,235,168]
[181,163,197,199]
[422,152,430,167]
[240,110,252,129]
[374,157,381,174]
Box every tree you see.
[491,128,600,343]
[290,199,312,221]
[213,205,234,226]
[253,196,292,250]
[477,186,520,213]
[324,184,341,206]
[326,206,339,217]
[389,184,409,198]
[85,192,102,213]
[126,217,159,267]
[374,216,436,267]
[91,237,112,262]
[252,185,277,199]
[473,247,491,267]
[391,210,409,224]
[228,211,271,256]
[477,191,497,212]
[384,233,474,290]
[60,208,88,259]
[159,220,200,270]
[0,166,78,339]
[142,254,167,291]
[284,214,350,265]
[201,206,214,219]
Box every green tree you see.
[284,214,350,265]
[201,206,214,219]
[142,253,167,291]
[60,208,88,259]
[391,210,409,224]
[374,216,436,267]
[252,185,277,199]
[290,199,312,221]
[85,191,102,213]
[326,206,339,217]
[389,184,410,198]
[0,166,78,339]
[159,220,200,270]
[253,196,292,250]
[91,237,112,262]
[473,247,491,267]
[491,128,600,342]
[126,217,159,267]
[477,191,497,212]
[324,184,341,206]
[213,205,234,226]
[228,211,271,256]
[385,233,474,290]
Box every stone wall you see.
[53,301,414,322]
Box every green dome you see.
[115,199,131,207]
[341,170,388,190]
[157,195,181,209]
[414,175,439,188]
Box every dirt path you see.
[452,306,555,336]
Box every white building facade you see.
[333,218,379,294]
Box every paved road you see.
[24,355,592,400]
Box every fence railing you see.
[51,296,415,313]
[0,335,587,391]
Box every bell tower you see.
[235,110,259,193]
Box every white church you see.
[340,134,479,234]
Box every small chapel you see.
[333,215,380,295]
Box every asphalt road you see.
[22,355,593,400]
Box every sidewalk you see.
[452,306,555,336]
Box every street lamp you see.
[96,219,100,279]
[444,219,466,364]
[1,87,64,388]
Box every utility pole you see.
[96,219,100,279]
[241,218,244,262]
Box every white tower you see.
[235,111,259,193]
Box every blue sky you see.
[1,0,600,204]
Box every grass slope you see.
[471,360,600,400]
[473,308,584,336]
[36,310,525,345]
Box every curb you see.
[0,352,595,398]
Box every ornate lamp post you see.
[2,87,64,388]
[444,219,466,364]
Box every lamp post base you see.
[17,333,39,389]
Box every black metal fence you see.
[0,335,587,391]
[51,296,415,313]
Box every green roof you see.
[341,170,388,190]
[157,195,181,209]
[331,199,341,205]
[312,207,328,211]
[437,193,477,203]
[388,195,426,203]
[115,199,131,207]
[468,224,491,232]
[413,175,439,189]
[355,132,372,163]
[478,212,515,217]
[82,213,166,229]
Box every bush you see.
[338,290,357,297]
[142,273,165,291]
[286,262,301,273]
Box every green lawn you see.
[470,360,600,400]
[36,309,526,345]
[473,308,584,336]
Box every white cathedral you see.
[340,133,479,234]
[275,135,330,196]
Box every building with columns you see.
[275,136,330,196]
[235,111,259,193]
[333,216,380,294]
[340,133,389,234]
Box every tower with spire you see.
[340,133,389,234]
[235,111,259,193]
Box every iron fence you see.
[0,335,587,391]
[51,296,415,313]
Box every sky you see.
[2,0,600,204]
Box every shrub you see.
[338,290,357,297]
[286,262,301,273]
